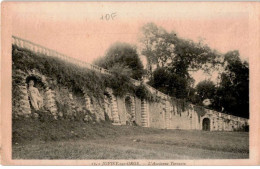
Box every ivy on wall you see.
[12,45,154,103]
[12,45,214,122]
[193,106,207,122]
[135,85,159,102]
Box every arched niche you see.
[12,69,58,118]
[25,71,50,110]
[104,92,113,121]
[202,118,211,131]
[69,87,86,111]
[103,89,120,124]
[124,95,135,125]
[25,69,57,116]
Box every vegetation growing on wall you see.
[169,97,207,121]
[193,106,207,122]
[12,45,247,124]
[12,45,153,103]
[135,85,159,102]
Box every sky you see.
[11,2,252,84]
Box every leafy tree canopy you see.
[140,22,221,78]
[196,80,216,101]
[216,51,249,118]
[140,23,249,118]
[94,42,144,80]
[148,67,189,99]
[140,23,221,99]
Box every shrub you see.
[135,85,157,102]
[37,110,56,122]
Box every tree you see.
[148,67,188,99]
[216,51,249,118]
[196,80,216,101]
[140,23,175,69]
[94,42,145,80]
[140,23,221,99]
[195,80,216,107]
[140,23,221,77]
[140,23,249,118]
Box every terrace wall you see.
[12,36,249,131]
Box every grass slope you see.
[12,119,249,159]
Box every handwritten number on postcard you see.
[100,13,117,21]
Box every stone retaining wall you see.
[11,37,249,131]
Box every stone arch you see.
[202,118,211,131]
[104,89,120,125]
[26,75,46,111]
[72,87,86,103]
[12,69,32,116]
[67,87,86,115]
[82,89,107,122]
[124,95,136,125]
[26,70,57,116]
[12,69,58,117]
[26,75,48,90]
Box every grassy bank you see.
[12,119,249,159]
[12,118,162,144]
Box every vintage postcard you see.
[1,1,260,166]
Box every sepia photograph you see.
[1,1,260,166]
